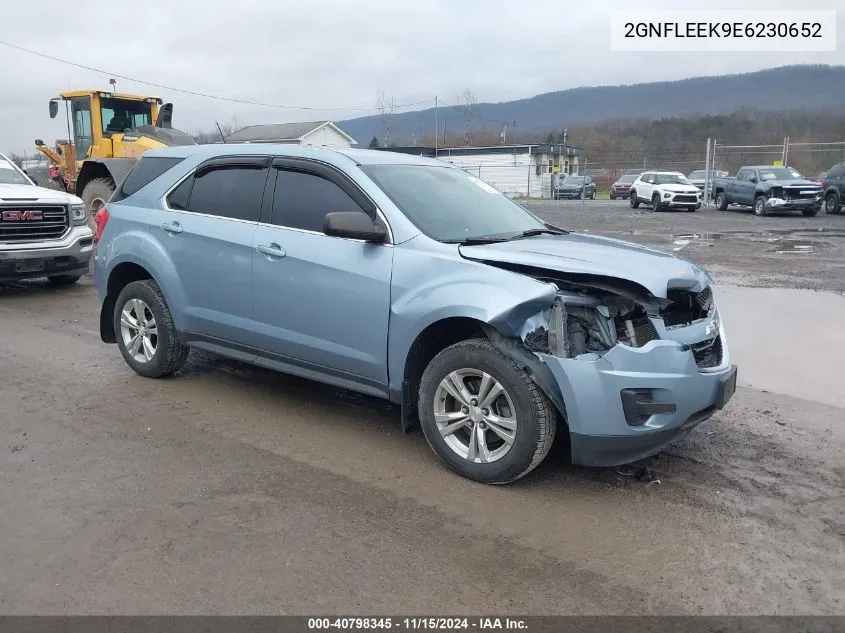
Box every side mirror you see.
[49,99,59,119]
[323,211,387,243]
[749,177,758,184]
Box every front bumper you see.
[540,320,735,467]
[0,226,94,281]
[765,196,822,211]
[659,192,703,208]
[556,189,585,199]
[609,188,631,198]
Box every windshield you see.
[618,174,638,183]
[361,164,546,242]
[654,173,691,185]
[562,176,585,185]
[758,167,803,181]
[0,158,32,185]
[100,97,153,135]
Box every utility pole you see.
[434,96,438,152]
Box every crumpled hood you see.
[459,232,710,298]
[0,183,82,205]
[767,179,822,188]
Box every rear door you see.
[159,156,270,344]
[638,173,654,200]
[248,157,393,386]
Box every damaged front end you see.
[488,267,736,467]
[519,274,669,361]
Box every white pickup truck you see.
[0,152,93,285]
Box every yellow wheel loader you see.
[35,90,196,228]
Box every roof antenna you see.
[215,121,227,143]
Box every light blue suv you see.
[93,144,737,484]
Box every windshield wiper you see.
[509,226,570,240]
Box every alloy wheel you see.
[433,368,517,464]
[119,298,158,363]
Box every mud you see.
[1,207,844,615]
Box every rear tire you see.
[418,338,557,485]
[80,177,116,231]
[629,191,640,208]
[113,279,188,379]
[715,191,729,211]
[47,274,82,286]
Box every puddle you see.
[716,286,845,409]
[671,228,845,253]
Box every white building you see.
[384,144,587,199]
[224,121,357,147]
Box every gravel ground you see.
[1,203,843,616]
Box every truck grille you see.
[0,205,69,243]
[783,186,821,200]
[691,336,723,370]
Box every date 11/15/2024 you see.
[307,617,528,630]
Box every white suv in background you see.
[629,171,703,212]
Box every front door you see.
[249,158,393,386]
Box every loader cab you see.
[49,91,162,161]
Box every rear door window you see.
[166,159,269,222]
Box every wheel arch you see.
[100,261,155,343]
[397,314,568,435]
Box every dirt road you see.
[1,206,843,615]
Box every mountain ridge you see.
[336,65,845,145]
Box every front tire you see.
[652,193,663,210]
[80,177,116,231]
[825,192,841,214]
[418,339,557,485]
[113,279,188,378]
[754,195,768,216]
[629,191,640,208]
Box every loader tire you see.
[81,177,116,231]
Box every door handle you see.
[161,221,183,234]
[256,243,286,259]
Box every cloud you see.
[1,0,842,154]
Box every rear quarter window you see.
[112,156,185,202]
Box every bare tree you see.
[376,92,396,148]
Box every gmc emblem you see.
[2,210,43,221]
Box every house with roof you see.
[380,143,587,199]
[224,121,357,147]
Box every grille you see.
[696,286,713,310]
[691,336,723,369]
[674,194,698,203]
[783,187,821,200]
[0,205,69,242]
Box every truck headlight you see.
[71,204,87,226]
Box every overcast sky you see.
[1,0,843,154]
